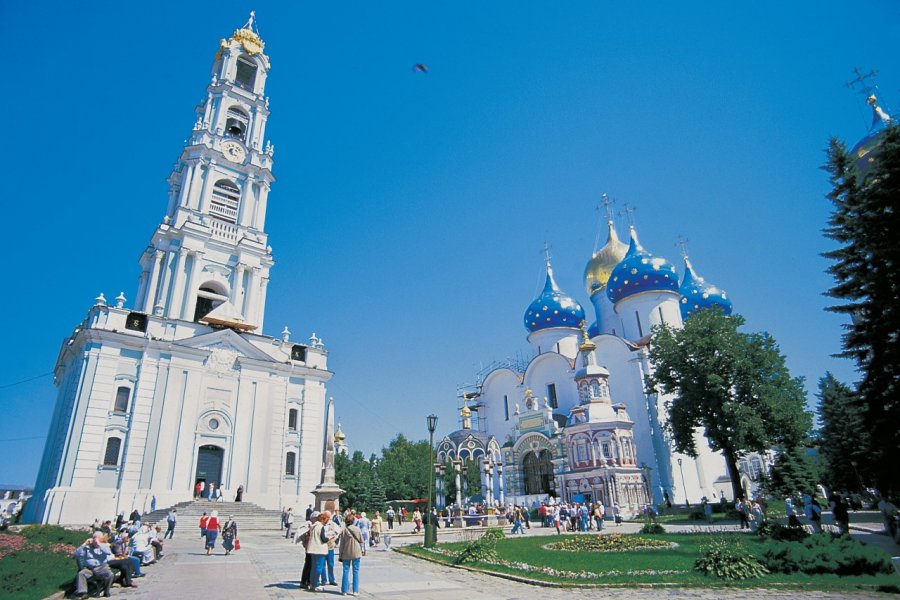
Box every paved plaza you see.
[67,514,897,600]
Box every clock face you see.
[222,141,246,163]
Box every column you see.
[498,463,505,506]
[155,250,176,316]
[143,250,165,315]
[230,264,245,306]
[254,183,269,229]
[256,277,269,331]
[237,179,254,227]
[181,251,205,321]
[176,164,194,209]
[198,161,215,215]
[135,269,149,312]
[168,248,189,319]
[188,161,204,210]
[454,460,462,511]
[244,267,260,324]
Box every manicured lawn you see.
[0,526,86,600]
[400,532,900,592]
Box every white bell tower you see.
[134,12,276,332]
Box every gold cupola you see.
[584,221,628,296]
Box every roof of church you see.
[850,94,893,177]
[584,221,628,296]
[607,227,679,304]
[523,262,585,333]
[679,257,733,320]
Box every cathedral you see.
[25,16,332,525]
[437,212,736,516]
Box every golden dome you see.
[460,405,472,417]
[334,424,346,443]
[584,222,628,295]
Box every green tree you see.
[646,310,812,500]
[368,472,388,513]
[335,450,373,511]
[764,447,821,498]
[375,434,432,501]
[822,125,900,495]
[816,372,866,492]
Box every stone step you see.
[142,500,283,530]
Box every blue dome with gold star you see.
[679,257,732,319]
[524,263,585,333]
[606,228,679,304]
[850,95,893,178]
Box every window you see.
[235,58,257,90]
[576,442,588,462]
[547,384,558,409]
[113,386,130,413]
[103,438,122,466]
[635,311,644,337]
[194,284,228,322]
[503,395,509,421]
[210,179,240,223]
[523,449,553,495]
[225,107,249,141]
[290,345,307,362]
[285,451,296,476]
[658,306,665,325]
[601,442,611,459]
[288,409,298,431]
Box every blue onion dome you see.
[524,262,586,333]
[679,257,733,320]
[850,95,892,177]
[606,228,679,304]
[586,321,600,338]
[584,221,628,296]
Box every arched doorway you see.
[523,449,554,495]
[195,445,224,491]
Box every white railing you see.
[210,219,239,242]
[210,202,238,222]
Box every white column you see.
[198,161,215,215]
[230,264,245,306]
[177,164,195,208]
[254,183,269,229]
[143,250,165,314]
[181,251,205,320]
[244,267,260,324]
[498,464,505,506]
[238,180,254,227]
[168,248,189,319]
[256,277,269,331]
[155,250,176,316]
[454,462,462,510]
[135,269,149,312]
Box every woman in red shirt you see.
[205,510,221,555]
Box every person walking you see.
[339,513,364,597]
[284,508,295,539]
[235,484,244,502]
[412,508,422,533]
[207,483,216,502]
[221,516,238,555]
[371,511,383,546]
[386,506,395,530]
[199,511,209,544]
[511,507,524,534]
[205,510,221,556]
[164,508,177,539]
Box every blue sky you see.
[1,1,897,486]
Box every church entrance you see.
[195,445,224,492]
[523,449,554,495]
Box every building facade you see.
[25,16,332,525]
[439,217,737,516]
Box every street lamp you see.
[425,414,438,548]
[677,457,689,507]
[640,463,652,522]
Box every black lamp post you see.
[640,463,652,522]
[677,457,689,507]
[425,414,438,547]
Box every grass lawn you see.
[0,526,88,600]
[400,531,900,592]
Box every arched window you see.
[523,449,553,495]
[235,57,257,90]
[288,408,298,431]
[113,386,130,413]
[103,437,122,466]
[210,179,240,223]
[193,283,229,322]
[225,107,249,141]
[285,451,296,476]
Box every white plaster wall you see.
[522,353,578,414]
[479,369,521,441]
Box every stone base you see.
[312,483,344,515]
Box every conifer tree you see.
[816,373,867,492]
[823,125,900,494]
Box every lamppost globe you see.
[427,414,438,434]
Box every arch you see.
[225,106,250,141]
[235,56,258,90]
[210,179,241,223]
[522,449,554,495]
[103,437,122,466]
[195,444,225,490]
[193,281,230,322]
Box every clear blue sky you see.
[1,1,897,486]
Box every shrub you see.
[639,523,666,534]
[18,525,86,547]
[755,521,809,542]
[693,539,769,580]
[546,534,672,552]
[759,534,893,576]
[454,528,504,565]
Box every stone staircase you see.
[142,500,283,531]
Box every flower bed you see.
[543,533,674,553]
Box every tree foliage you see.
[646,310,812,499]
[822,125,900,495]
[375,434,432,502]
[816,373,866,492]
[763,447,821,498]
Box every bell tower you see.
[134,12,276,331]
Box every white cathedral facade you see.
[438,217,737,516]
[25,17,332,525]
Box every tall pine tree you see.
[816,372,867,492]
[823,124,900,495]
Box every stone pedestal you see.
[312,483,344,515]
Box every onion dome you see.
[850,95,892,177]
[524,262,586,333]
[679,257,733,320]
[334,423,346,443]
[584,221,628,296]
[586,321,600,338]
[606,228,679,304]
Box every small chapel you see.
[25,16,332,525]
